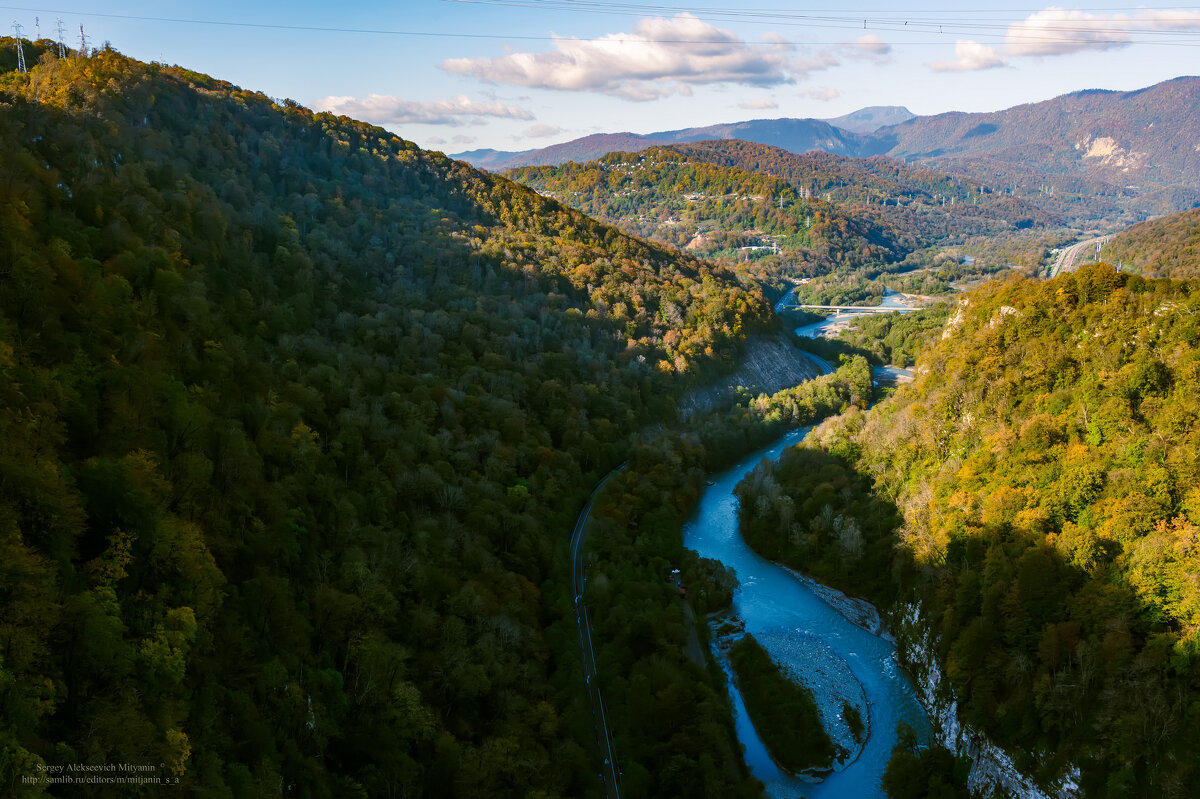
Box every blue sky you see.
[7,2,1200,153]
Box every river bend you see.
[683,429,931,798]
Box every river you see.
[682,429,932,798]
[775,287,915,384]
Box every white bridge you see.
[790,304,902,315]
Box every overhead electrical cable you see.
[2,2,1199,47]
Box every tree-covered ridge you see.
[741,265,1200,796]
[0,49,770,797]
[669,141,1060,247]
[507,146,902,281]
[1102,207,1200,280]
[506,140,1067,311]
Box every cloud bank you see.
[442,13,796,101]
[1007,7,1200,56]
[313,94,533,126]
[837,35,892,62]
[800,87,840,101]
[523,123,565,138]
[930,40,1008,72]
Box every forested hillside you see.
[739,265,1200,796]
[509,147,901,283]
[1102,208,1200,280]
[671,140,1057,247]
[508,142,1062,306]
[0,47,768,797]
[669,141,1061,297]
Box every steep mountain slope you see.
[877,77,1200,220]
[881,78,1200,187]
[740,265,1200,796]
[0,48,767,797]
[1102,207,1200,279]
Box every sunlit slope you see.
[852,266,1199,795]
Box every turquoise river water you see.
[682,429,932,798]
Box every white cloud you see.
[524,123,564,138]
[837,35,892,62]
[738,99,779,110]
[800,87,840,102]
[312,94,533,126]
[792,51,840,73]
[1006,7,1200,57]
[451,134,476,145]
[791,36,888,75]
[1139,9,1200,30]
[929,40,1008,72]
[441,13,795,101]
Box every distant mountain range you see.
[879,77,1200,212]
[454,107,913,171]
[453,78,1200,219]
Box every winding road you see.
[571,467,623,799]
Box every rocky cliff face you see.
[894,603,1083,799]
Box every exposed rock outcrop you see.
[894,603,1083,799]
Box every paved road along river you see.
[683,429,932,798]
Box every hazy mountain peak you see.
[822,106,916,134]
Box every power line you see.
[475,0,1200,9]
[453,0,1200,19]
[1,3,1198,48]
[450,0,1200,44]
[0,5,566,41]
[452,0,1200,36]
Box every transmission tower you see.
[11,21,26,73]
[55,18,66,58]
[34,16,39,41]
[78,24,88,58]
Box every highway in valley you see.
[570,468,624,799]
[1047,235,1111,278]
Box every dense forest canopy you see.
[0,46,773,797]
[508,146,902,283]
[670,141,1059,244]
[507,141,1066,308]
[739,265,1200,796]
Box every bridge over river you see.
[791,304,902,315]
